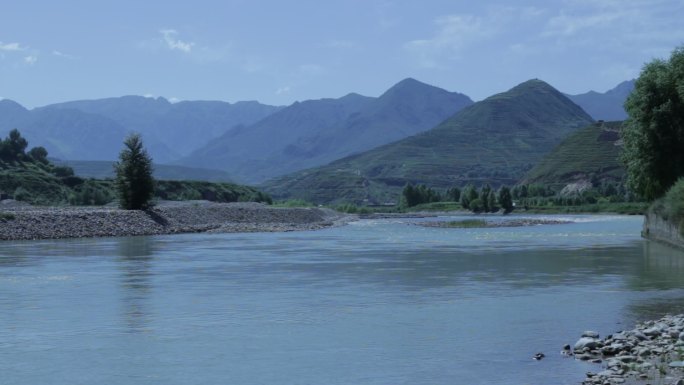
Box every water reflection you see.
[116,236,156,333]
[624,241,684,323]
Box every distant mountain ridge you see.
[181,78,473,183]
[55,160,236,183]
[38,96,283,160]
[566,80,635,121]
[262,79,594,205]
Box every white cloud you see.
[276,86,291,95]
[298,64,324,75]
[542,0,684,48]
[52,50,77,59]
[325,40,357,49]
[404,14,493,68]
[169,97,181,103]
[143,93,155,98]
[24,55,37,65]
[0,42,25,51]
[159,29,194,53]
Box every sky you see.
[1,0,683,108]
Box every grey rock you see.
[575,337,600,351]
[582,331,600,339]
[669,361,684,367]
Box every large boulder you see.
[574,337,600,351]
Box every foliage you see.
[52,166,75,177]
[622,46,684,200]
[497,186,514,214]
[0,129,269,206]
[406,201,463,212]
[274,199,315,207]
[662,178,684,223]
[69,180,116,206]
[401,183,441,208]
[469,198,484,213]
[155,180,271,204]
[0,129,29,162]
[13,186,30,201]
[335,203,372,214]
[27,146,49,164]
[460,184,477,210]
[523,121,625,190]
[114,133,155,210]
[480,184,492,212]
[445,186,461,202]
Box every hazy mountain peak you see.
[566,79,635,121]
[0,99,28,113]
[381,77,440,97]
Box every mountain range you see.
[0,97,281,164]
[180,78,474,183]
[0,78,633,190]
[262,80,595,204]
[566,80,635,121]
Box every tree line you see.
[401,183,513,214]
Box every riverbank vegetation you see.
[622,46,684,201]
[0,129,272,206]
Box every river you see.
[1,214,684,385]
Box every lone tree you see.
[114,133,155,210]
[622,46,684,200]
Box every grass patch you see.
[0,212,15,221]
[273,199,316,208]
[408,201,465,212]
[443,219,487,228]
[521,202,648,215]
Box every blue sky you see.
[1,0,683,108]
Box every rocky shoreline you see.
[0,200,352,241]
[568,314,684,384]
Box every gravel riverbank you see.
[0,200,353,240]
[568,314,684,385]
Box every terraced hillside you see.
[522,121,625,189]
[263,79,594,205]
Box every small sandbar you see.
[418,218,573,229]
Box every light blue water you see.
[1,214,684,385]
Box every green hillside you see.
[0,130,270,206]
[263,79,594,205]
[521,121,625,189]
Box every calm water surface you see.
[2,214,684,385]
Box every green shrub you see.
[13,186,30,201]
[469,198,484,213]
[663,178,684,221]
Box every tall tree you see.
[480,184,492,212]
[497,186,514,214]
[114,133,155,210]
[487,190,497,213]
[622,46,684,200]
[460,184,476,209]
